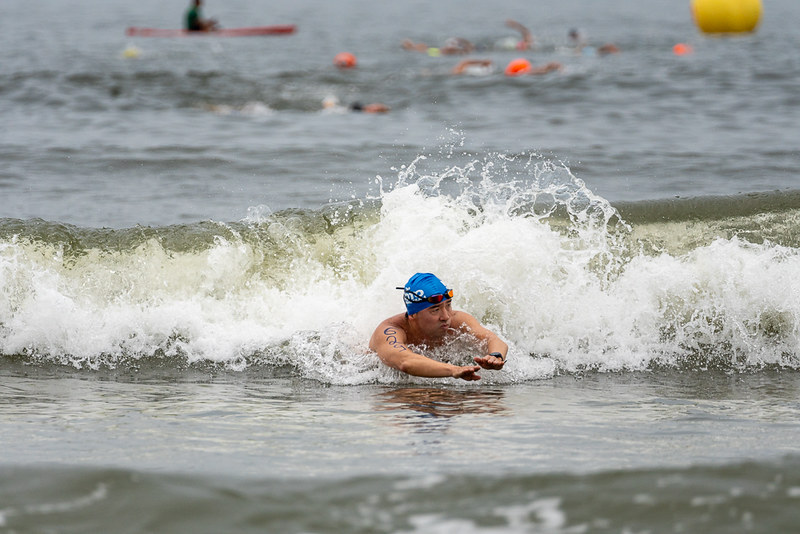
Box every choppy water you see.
[2,0,800,532]
[3,0,800,228]
[3,368,800,533]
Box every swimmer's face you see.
[411,299,453,339]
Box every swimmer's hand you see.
[474,353,505,371]
[452,365,482,381]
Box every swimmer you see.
[597,43,620,55]
[401,39,429,52]
[567,28,587,49]
[441,37,474,55]
[402,37,474,55]
[349,102,390,113]
[527,61,563,74]
[369,273,508,381]
[504,19,534,50]
[451,59,494,75]
[567,28,620,56]
[322,96,390,114]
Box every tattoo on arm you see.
[383,327,407,352]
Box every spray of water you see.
[2,148,799,383]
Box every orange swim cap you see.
[333,52,357,68]
[672,43,693,56]
[504,58,532,76]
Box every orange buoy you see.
[333,52,357,69]
[504,58,532,76]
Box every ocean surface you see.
[2,0,800,532]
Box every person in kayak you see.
[185,0,218,32]
[369,273,508,381]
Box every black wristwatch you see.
[489,352,505,361]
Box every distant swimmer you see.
[567,28,620,56]
[504,19,534,50]
[405,21,534,55]
[369,273,508,381]
[349,102,390,113]
[451,58,560,77]
[401,39,429,53]
[185,0,218,32]
[567,28,587,49]
[322,96,390,114]
[402,37,474,56]
[441,37,474,55]
[451,59,494,75]
[597,43,620,55]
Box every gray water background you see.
[2,0,798,228]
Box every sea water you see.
[2,0,800,532]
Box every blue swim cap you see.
[398,272,452,316]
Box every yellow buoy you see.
[691,0,762,34]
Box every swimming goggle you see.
[397,287,454,304]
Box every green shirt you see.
[185,6,201,31]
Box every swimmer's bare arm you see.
[530,62,562,74]
[369,320,482,381]
[505,19,533,48]
[451,59,492,74]
[452,311,509,370]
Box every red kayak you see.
[125,25,296,37]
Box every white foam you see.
[2,153,800,383]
